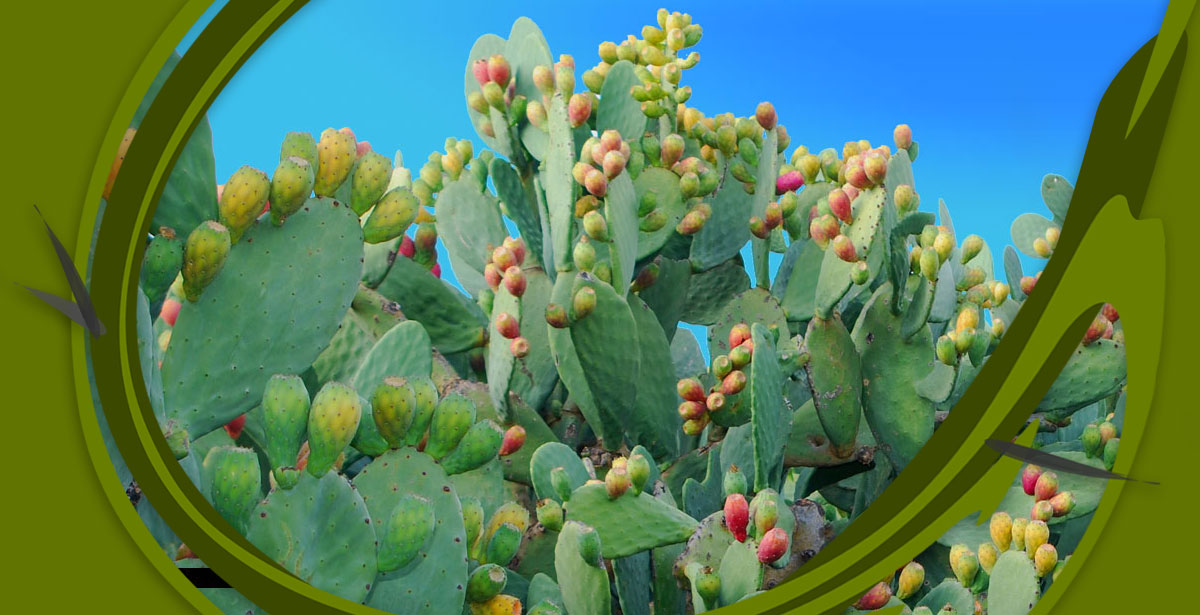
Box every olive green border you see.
[65,3,1190,614]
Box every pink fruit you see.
[495,312,520,339]
[499,425,526,456]
[510,336,530,358]
[502,237,526,265]
[1021,464,1043,496]
[472,59,490,86]
[1034,471,1058,502]
[1032,499,1054,522]
[399,235,416,258]
[776,170,804,194]
[356,141,372,157]
[224,414,246,440]
[160,298,181,327]
[728,323,751,349]
[724,493,749,542]
[829,189,853,224]
[487,54,511,86]
[757,527,789,564]
[430,263,442,278]
[677,378,706,402]
[503,266,527,297]
[854,582,893,611]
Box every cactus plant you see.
[133,8,1126,615]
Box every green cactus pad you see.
[349,320,433,400]
[653,540,688,615]
[376,255,487,354]
[718,540,763,607]
[639,258,692,338]
[544,93,577,272]
[434,176,508,297]
[565,483,699,558]
[488,269,557,421]
[597,60,644,141]
[136,289,167,420]
[162,198,363,436]
[628,295,687,460]
[689,166,753,272]
[683,442,728,520]
[605,172,640,291]
[802,312,863,460]
[779,240,825,322]
[489,158,544,269]
[526,572,563,610]
[670,327,707,380]
[1037,339,1126,412]
[506,19,553,156]
[633,168,688,261]
[1010,212,1057,258]
[681,257,751,326]
[554,522,612,615]
[813,187,886,319]
[245,472,376,603]
[1041,173,1074,224]
[890,213,936,313]
[614,551,652,615]
[565,272,639,449]
[706,288,789,361]
[915,578,974,615]
[464,34,507,154]
[351,394,390,456]
[312,310,376,386]
[902,275,936,340]
[1003,245,1026,301]
[153,114,219,242]
[749,323,790,491]
[929,259,958,323]
[985,552,1040,615]
[353,448,468,614]
[673,510,736,582]
[530,442,591,504]
[853,283,936,472]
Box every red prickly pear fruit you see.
[1031,499,1053,522]
[295,440,310,472]
[832,234,857,262]
[224,414,246,440]
[510,336,530,358]
[502,237,526,265]
[568,93,592,128]
[399,235,416,258]
[1102,303,1119,322]
[472,59,490,86]
[724,493,749,542]
[498,425,526,456]
[755,102,777,130]
[776,170,804,194]
[757,527,789,564]
[1049,491,1076,517]
[894,124,913,150]
[1102,321,1114,340]
[572,286,597,320]
[1034,471,1058,501]
[492,245,517,271]
[545,303,569,328]
[356,141,372,157]
[728,323,751,349]
[829,189,853,224]
[706,392,726,412]
[897,562,925,600]
[602,150,627,180]
[487,54,511,86]
[584,168,609,198]
[748,216,767,238]
[721,370,747,395]
[484,263,503,291]
[161,298,181,327]
[677,378,706,402]
[503,266,527,298]
[678,400,706,421]
[854,581,893,610]
[764,201,783,229]
[1020,275,1038,295]
[572,161,593,187]
[430,263,442,279]
[845,161,871,190]
[495,312,520,340]
[1082,314,1107,345]
[1021,464,1043,496]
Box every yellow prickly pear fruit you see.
[896,561,925,599]
[181,221,231,302]
[1034,543,1058,577]
[1025,520,1050,558]
[468,594,522,615]
[314,127,357,197]
[978,542,998,574]
[219,165,270,243]
[305,382,362,477]
[990,512,1013,551]
[350,150,394,215]
[1011,517,1029,552]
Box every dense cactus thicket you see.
[120,8,1126,615]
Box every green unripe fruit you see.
[468,90,488,114]
[627,453,651,492]
[1103,437,1119,471]
[583,210,610,242]
[536,498,564,532]
[314,128,357,197]
[722,464,747,497]
[694,567,721,608]
[598,41,618,64]
[919,224,939,248]
[404,376,439,447]
[419,161,444,193]
[363,186,420,244]
[551,466,573,502]
[573,286,597,320]
[639,209,668,232]
[485,522,522,567]
[894,184,915,212]
[279,131,318,170]
[850,260,870,285]
[933,231,954,263]
[738,137,759,167]
[750,489,780,537]
[205,446,261,534]
[425,393,477,460]
[712,355,733,380]
[466,564,508,604]
[269,156,316,226]
[350,151,394,215]
[306,382,362,477]
[577,525,603,567]
[261,374,310,488]
[462,496,485,555]
[483,81,506,109]
[140,229,184,306]
[573,236,596,271]
[440,419,504,475]
[1082,423,1103,458]
[182,221,231,302]
[377,494,435,573]
[950,547,978,588]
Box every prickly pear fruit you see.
[400,376,438,448]
[724,493,749,542]
[305,382,362,477]
[466,563,508,604]
[605,466,631,499]
[1034,471,1058,501]
[462,496,485,554]
[757,527,789,564]
[370,377,415,449]
[498,425,526,457]
[936,335,957,366]
[854,581,893,610]
[913,608,934,615]
[441,418,503,475]
[1103,437,1119,471]
[751,489,780,537]
[978,542,998,574]
[572,286,597,320]
[1033,543,1058,577]
[314,128,357,197]
[181,220,231,302]
[377,494,435,573]
[582,210,610,241]
[551,467,573,502]
[160,299,181,328]
[755,102,777,130]
[348,150,394,215]
[694,566,721,608]
[723,465,747,497]
[503,266,527,298]
[205,446,261,534]
[627,454,651,492]
[217,165,270,243]
[951,547,978,588]
[1021,464,1043,496]
[140,229,184,307]
[469,594,522,615]
[363,186,420,244]
[577,524,603,567]
[1049,491,1076,517]
[425,393,477,460]
[536,498,564,532]
[897,561,925,599]
[545,303,569,328]
[990,512,1013,552]
[524,599,563,615]
[1079,423,1103,458]
[1098,420,1117,446]
[485,522,522,567]
[960,234,983,264]
[495,312,520,340]
[1025,520,1049,557]
[721,369,747,395]
[268,156,315,226]
[261,374,310,489]
[1010,517,1029,552]
[573,236,597,272]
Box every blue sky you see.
[179,0,1166,353]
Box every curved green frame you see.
[71,1,1182,613]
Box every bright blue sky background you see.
[179,0,1166,355]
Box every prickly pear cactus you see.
[135,8,1124,615]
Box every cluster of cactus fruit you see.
[118,7,1131,615]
